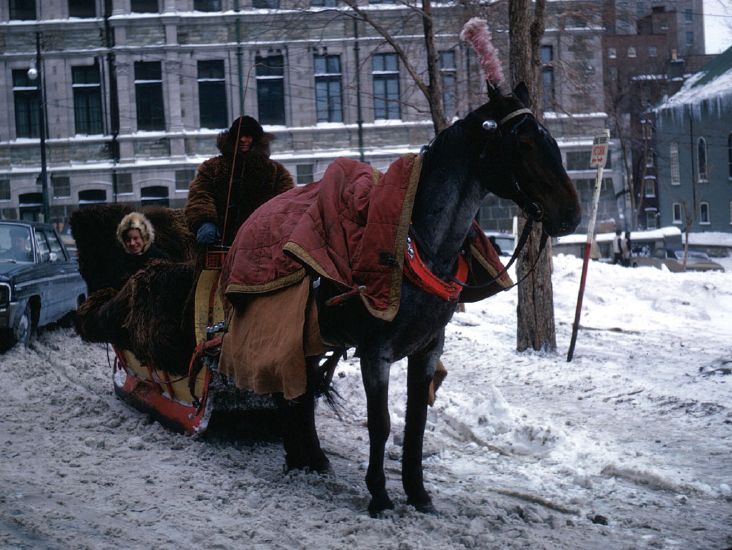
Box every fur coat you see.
[184,140,294,245]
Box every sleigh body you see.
[110,256,277,436]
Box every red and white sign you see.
[590,133,609,168]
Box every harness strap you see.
[499,107,533,126]
[187,335,223,409]
[403,236,469,301]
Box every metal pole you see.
[235,0,245,115]
[353,18,365,162]
[567,129,610,362]
[35,32,50,223]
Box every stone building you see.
[2,0,613,233]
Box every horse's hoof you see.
[308,455,333,475]
[408,497,437,514]
[368,495,395,517]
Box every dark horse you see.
[279,82,581,516]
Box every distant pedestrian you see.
[623,231,632,266]
[612,229,628,266]
[488,235,502,256]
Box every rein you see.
[221,117,244,245]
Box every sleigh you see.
[110,248,278,436]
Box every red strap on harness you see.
[403,238,469,301]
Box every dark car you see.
[0,221,87,349]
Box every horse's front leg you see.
[360,355,393,516]
[403,342,442,513]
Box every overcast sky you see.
[704,0,732,53]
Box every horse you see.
[273,82,581,516]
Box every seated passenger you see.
[7,227,33,262]
[116,212,169,280]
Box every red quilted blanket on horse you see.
[220,154,512,322]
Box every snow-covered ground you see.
[1,255,730,549]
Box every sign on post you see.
[567,130,610,362]
[590,134,609,168]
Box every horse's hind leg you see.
[360,355,394,516]
[275,359,330,473]
[403,346,441,513]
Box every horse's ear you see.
[486,80,501,101]
[513,82,532,108]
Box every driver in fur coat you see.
[185,116,294,247]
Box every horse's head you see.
[467,83,581,237]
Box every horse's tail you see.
[312,349,346,416]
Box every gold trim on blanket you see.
[225,268,307,296]
[468,243,514,287]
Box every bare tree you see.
[508,0,558,352]
[339,0,449,134]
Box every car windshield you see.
[0,225,34,263]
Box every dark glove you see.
[196,223,220,245]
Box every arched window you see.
[141,185,169,207]
[78,189,106,207]
[697,137,708,181]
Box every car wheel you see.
[13,302,34,347]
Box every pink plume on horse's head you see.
[460,17,504,88]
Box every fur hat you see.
[229,115,263,140]
[116,212,154,255]
[217,116,274,157]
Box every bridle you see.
[410,105,550,293]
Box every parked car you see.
[0,221,87,350]
[631,248,725,273]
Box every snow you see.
[1,255,731,548]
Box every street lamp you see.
[27,32,49,223]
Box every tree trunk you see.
[421,0,448,134]
[509,0,556,352]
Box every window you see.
[636,2,644,16]
[131,0,158,12]
[253,0,280,7]
[608,48,616,59]
[69,0,96,17]
[10,0,36,19]
[645,153,653,168]
[116,173,133,194]
[34,229,50,261]
[72,64,103,134]
[198,60,227,129]
[686,32,694,45]
[565,150,589,171]
[699,202,710,224]
[255,55,285,125]
[134,61,165,131]
[684,8,693,22]
[440,50,457,119]
[175,169,195,191]
[194,0,221,10]
[627,47,636,58]
[643,179,655,197]
[670,141,680,185]
[314,54,343,123]
[311,0,337,5]
[13,70,41,138]
[649,46,657,57]
[540,45,554,110]
[697,137,708,181]
[141,186,169,206]
[645,209,658,229]
[52,176,70,198]
[729,202,732,225]
[672,203,682,224]
[728,133,732,179]
[44,230,65,260]
[372,53,400,120]
[78,189,106,206]
[296,164,314,185]
[0,180,10,201]
[369,0,396,3]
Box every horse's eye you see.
[482,120,498,131]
